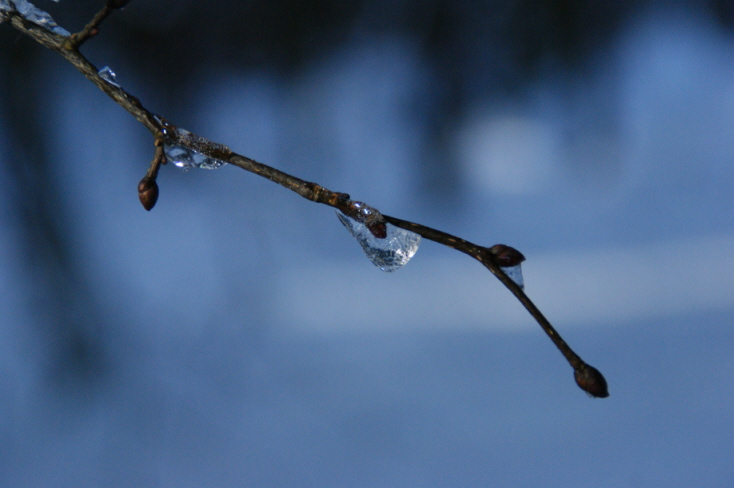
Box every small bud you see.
[367,222,387,239]
[138,176,158,211]
[574,363,609,398]
[106,0,132,9]
[346,202,388,239]
[488,244,525,267]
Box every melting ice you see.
[337,210,421,272]
[500,264,524,290]
[164,128,228,170]
[98,66,121,88]
[0,0,70,36]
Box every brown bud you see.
[367,222,387,239]
[488,244,526,267]
[574,363,609,398]
[138,176,158,211]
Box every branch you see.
[1,2,609,398]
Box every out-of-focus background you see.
[1,0,733,486]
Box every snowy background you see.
[1,1,733,486]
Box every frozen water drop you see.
[164,143,226,170]
[163,128,228,170]
[500,264,524,290]
[98,66,121,88]
[2,0,70,36]
[337,210,421,272]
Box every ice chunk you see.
[500,264,524,290]
[164,128,228,170]
[98,66,121,88]
[1,0,70,36]
[164,144,227,170]
[337,210,421,272]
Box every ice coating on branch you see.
[98,66,121,88]
[337,206,421,272]
[164,128,229,170]
[0,0,70,36]
[500,264,524,290]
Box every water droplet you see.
[501,264,524,290]
[337,210,421,272]
[164,128,228,170]
[98,66,121,88]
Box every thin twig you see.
[1,5,609,398]
[64,3,114,49]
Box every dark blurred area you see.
[2,1,734,486]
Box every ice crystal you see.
[164,128,229,170]
[337,210,421,272]
[0,0,70,36]
[500,264,524,290]
[98,66,121,88]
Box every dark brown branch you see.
[382,216,608,398]
[1,8,162,136]
[1,5,608,398]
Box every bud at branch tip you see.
[574,363,609,398]
[138,176,158,211]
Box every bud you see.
[367,222,387,239]
[574,363,609,398]
[138,176,158,211]
[106,0,132,9]
[346,201,388,239]
[488,244,525,267]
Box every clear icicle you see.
[0,0,70,36]
[98,66,121,88]
[500,264,524,290]
[337,210,421,272]
[164,128,229,170]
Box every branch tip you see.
[574,363,609,398]
[138,176,158,211]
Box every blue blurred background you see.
[1,0,733,486]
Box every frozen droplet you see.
[164,144,227,170]
[500,264,524,290]
[98,66,121,88]
[337,210,421,272]
[164,128,228,170]
[2,0,70,36]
